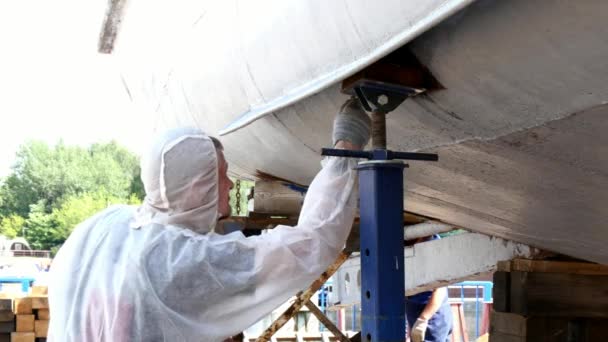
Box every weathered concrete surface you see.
[116,0,608,262]
[332,232,540,306]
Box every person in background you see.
[406,235,453,342]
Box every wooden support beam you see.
[255,250,352,342]
[10,332,35,342]
[221,215,298,231]
[304,300,349,342]
[222,210,429,232]
[497,259,608,275]
[493,271,510,313]
[494,260,608,318]
[511,271,608,318]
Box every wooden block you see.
[587,318,608,340]
[29,287,47,297]
[493,271,510,313]
[509,271,527,315]
[489,312,608,341]
[30,298,47,310]
[34,321,48,338]
[489,332,524,342]
[491,311,527,337]
[510,271,608,318]
[16,315,34,332]
[10,332,35,342]
[35,310,49,321]
[0,300,11,312]
[0,311,14,322]
[0,322,14,333]
[13,298,32,315]
[489,312,571,338]
[496,260,512,272]
[509,259,608,275]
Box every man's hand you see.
[414,287,447,340]
[334,140,360,150]
[411,318,429,342]
[333,97,371,148]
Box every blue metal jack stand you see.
[323,83,438,341]
[358,158,406,341]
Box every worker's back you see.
[47,158,357,341]
[48,205,258,341]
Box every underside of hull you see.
[116,0,608,263]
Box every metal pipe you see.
[403,221,453,240]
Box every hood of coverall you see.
[132,127,219,234]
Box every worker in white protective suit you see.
[48,98,371,342]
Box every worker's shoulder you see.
[63,205,136,251]
[161,225,247,245]
[98,204,136,220]
[80,204,136,230]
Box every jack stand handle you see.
[321,148,438,161]
[321,149,371,159]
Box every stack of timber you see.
[491,259,608,342]
[0,286,49,342]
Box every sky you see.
[0,1,153,176]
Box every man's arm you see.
[145,98,370,340]
[145,152,360,340]
[419,287,447,320]
[411,287,448,342]
[206,154,360,337]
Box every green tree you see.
[0,140,143,217]
[52,190,129,244]
[88,142,145,200]
[0,140,144,252]
[24,190,141,252]
[0,214,25,239]
[24,201,56,251]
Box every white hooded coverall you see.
[48,128,358,341]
